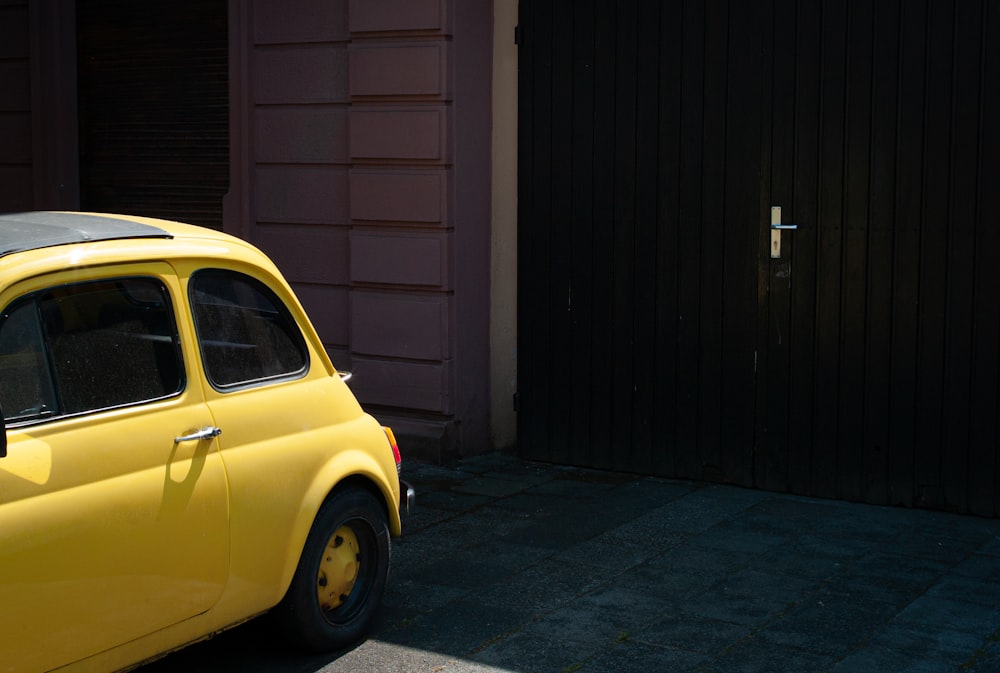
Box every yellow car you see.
[0,211,413,673]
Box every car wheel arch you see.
[272,457,400,605]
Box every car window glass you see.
[0,300,57,422]
[0,278,183,422]
[190,270,308,389]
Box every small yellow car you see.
[0,211,413,673]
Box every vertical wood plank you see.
[698,0,729,481]
[759,0,789,494]
[720,0,763,487]
[787,1,824,497]
[888,0,930,508]
[588,0,618,470]
[629,0,662,474]
[968,0,1000,516]
[813,0,848,501]
[545,0,576,465]
[609,0,639,470]
[863,0,902,506]
[568,0,597,467]
[840,0,875,503]
[674,0,706,480]
[914,0,955,509]
[652,0,685,478]
[941,0,983,514]
[516,0,554,461]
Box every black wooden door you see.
[517,0,1000,515]
[517,0,764,484]
[756,0,1000,515]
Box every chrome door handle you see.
[174,426,222,443]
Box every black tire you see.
[274,488,390,652]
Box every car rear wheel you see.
[274,488,390,651]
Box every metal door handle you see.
[174,426,222,443]
[770,206,798,258]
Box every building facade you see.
[3,0,998,515]
[0,0,517,461]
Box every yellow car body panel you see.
[0,213,405,673]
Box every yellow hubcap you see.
[316,525,361,611]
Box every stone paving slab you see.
[354,454,1000,673]
[138,453,1000,673]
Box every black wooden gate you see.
[517,0,1000,516]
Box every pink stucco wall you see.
[1,0,492,460]
[240,0,492,459]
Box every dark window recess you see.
[76,0,229,229]
[190,270,308,389]
[0,278,184,421]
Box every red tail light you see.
[383,426,401,471]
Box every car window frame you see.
[0,274,186,427]
[188,267,310,393]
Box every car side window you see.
[0,278,183,423]
[189,269,308,390]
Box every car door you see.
[180,264,365,604]
[0,265,230,673]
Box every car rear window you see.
[189,269,308,389]
[0,278,184,422]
